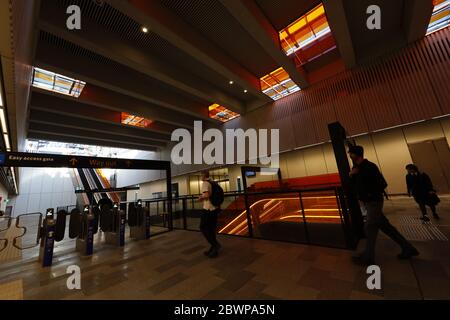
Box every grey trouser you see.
[362,200,412,261]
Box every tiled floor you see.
[0,196,449,300]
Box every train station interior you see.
[0,0,450,302]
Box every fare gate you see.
[4,202,147,267]
[0,152,173,267]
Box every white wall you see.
[126,175,189,201]
[115,150,163,188]
[0,182,9,212]
[9,167,76,217]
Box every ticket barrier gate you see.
[39,209,56,267]
[75,206,95,256]
[104,203,126,247]
[0,216,12,253]
[11,211,52,267]
[129,200,150,241]
[13,213,43,253]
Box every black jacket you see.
[350,159,388,202]
[406,172,434,201]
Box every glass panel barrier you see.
[300,190,347,248]
[247,192,307,243]
[217,194,250,237]
[148,200,168,231]
[124,186,351,249]
[171,199,184,229]
[185,197,203,231]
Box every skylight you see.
[121,112,153,128]
[427,0,450,35]
[25,139,153,158]
[278,3,336,65]
[260,67,300,101]
[32,67,86,98]
[208,104,240,122]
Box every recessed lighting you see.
[0,109,7,134]
[244,89,248,93]
[229,80,234,85]
[3,134,10,150]
[142,26,148,33]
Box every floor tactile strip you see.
[398,216,448,241]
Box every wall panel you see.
[230,28,450,155]
[371,129,413,194]
[303,146,328,176]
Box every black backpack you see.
[209,180,224,207]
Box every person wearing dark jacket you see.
[405,164,440,221]
[349,145,419,266]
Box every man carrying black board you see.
[348,145,419,266]
[198,171,223,258]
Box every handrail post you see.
[182,198,187,230]
[298,191,310,244]
[243,191,253,238]
[336,187,357,249]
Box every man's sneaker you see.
[208,249,219,258]
[420,215,430,222]
[352,255,375,266]
[433,213,440,220]
[397,247,419,260]
[204,247,213,256]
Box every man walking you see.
[198,171,222,258]
[348,145,419,266]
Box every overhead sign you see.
[75,186,140,194]
[0,152,170,170]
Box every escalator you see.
[72,168,120,206]
[95,169,121,203]
[74,168,102,204]
[72,168,90,206]
[88,168,109,200]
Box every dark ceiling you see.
[27,0,433,152]
[256,0,322,30]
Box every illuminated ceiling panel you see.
[278,3,336,66]
[121,112,153,128]
[260,67,300,101]
[428,0,450,35]
[32,67,86,98]
[208,104,240,122]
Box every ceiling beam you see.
[28,122,165,149]
[28,108,170,143]
[27,131,158,152]
[31,81,197,130]
[323,0,357,68]
[105,0,271,106]
[33,45,213,127]
[219,0,309,89]
[38,1,244,114]
[29,97,178,135]
[403,0,433,43]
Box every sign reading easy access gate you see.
[0,152,170,170]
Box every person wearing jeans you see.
[198,171,221,258]
[348,145,419,266]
